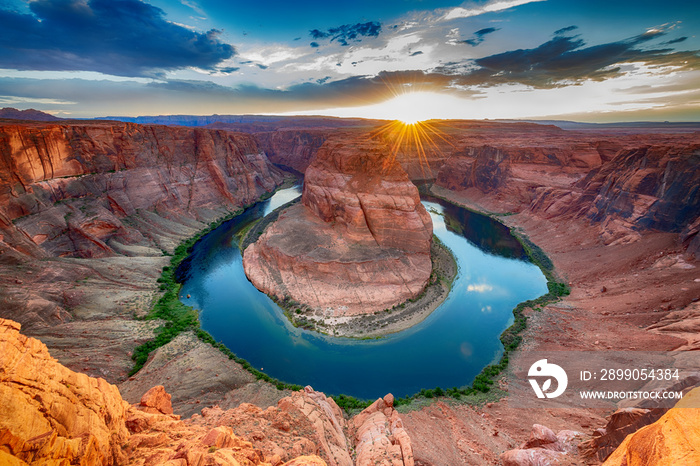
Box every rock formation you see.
[499,424,582,465]
[602,387,700,466]
[0,317,416,466]
[0,122,283,258]
[243,134,433,315]
[1,117,699,466]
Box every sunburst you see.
[370,117,454,180]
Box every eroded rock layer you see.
[0,121,284,383]
[243,135,433,315]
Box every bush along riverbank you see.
[128,182,304,393]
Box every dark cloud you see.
[256,64,268,70]
[410,51,424,57]
[437,27,700,88]
[554,25,578,35]
[310,42,320,48]
[460,27,500,47]
[475,27,499,37]
[665,37,688,45]
[309,21,381,46]
[0,0,234,77]
[217,67,240,74]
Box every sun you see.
[378,92,446,124]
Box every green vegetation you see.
[128,183,305,393]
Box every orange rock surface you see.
[0,317,420,465]
[603,387,700,466]
[243,134,433,315]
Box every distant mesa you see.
[0,107,62,121]
[243,133,433,316]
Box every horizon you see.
[4,106,700,127]
[1,0,698,123]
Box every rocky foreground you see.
[243,134,433,316]
[0,317,415,465]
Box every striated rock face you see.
[255,129,328,174]
[302,138,432,253]
[570,144,700,233]
[436,145,512,194]
[0,121,284,382]
[243,135,433,315]
[580,407,663,462]
[602,387,700,466]
[0,122,284,258]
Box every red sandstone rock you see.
[0,121,284,258]
[0,318,338,466]
[139,385,174,415]
[350,394,415,466]
[580,407,662,462]
[0,317,130,465]
[243,134,433,315]
[500,423,582,466]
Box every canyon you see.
[0,114,698,465]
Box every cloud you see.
[0,0,234,77]
[410,51,424,57]
[442,0,546,21]
[460,27,500,46]
[435,26,700,88]
[554,25,578,35]
[467,284,493,293]
[309,21,382,46]
[665,37,688,45]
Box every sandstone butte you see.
[0,317,416,465]
[0,117,699,465]
[243,134,433,316]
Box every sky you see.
[0,0,698,121]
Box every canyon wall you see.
[0,121,284,383]
[243,134,433,316]
[1,117,699,465]
[432,123,700,245]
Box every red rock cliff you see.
[0,121,284,381]
[243,134,433,316]
[0,122,284,258]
